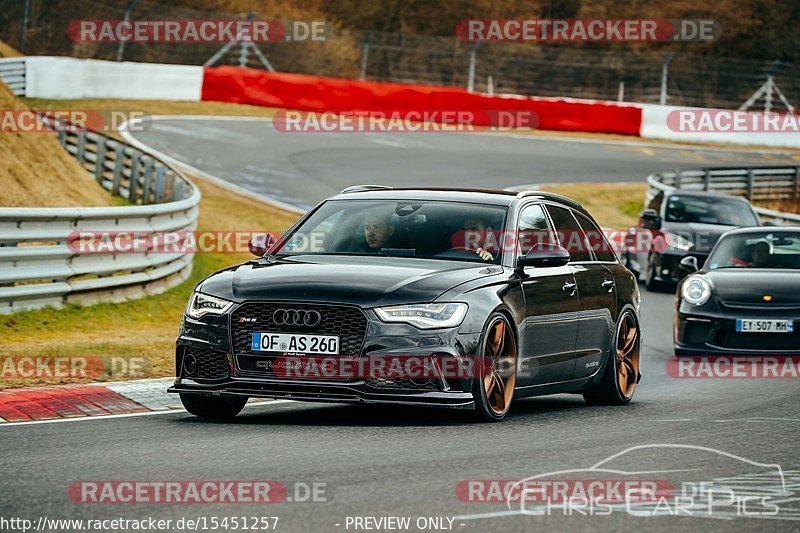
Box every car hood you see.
[705,269,800,306]
[197,255,503,308]
[664,222,733,253]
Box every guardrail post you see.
[703,169,711,191]
[128,153,142,204]
[75,134,86,165]
[94,139,107,184]
[746,168,754,200]
[154,167,166,203]
[171,176,184,201]
[111,144,125,195]
[141,157,155,205]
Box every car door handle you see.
[602,279,615,292]
[562,281,577,296]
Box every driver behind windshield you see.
[349,208,396,253]
[462,215,496,261]
[748,240,773,267]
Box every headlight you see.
[681,275,712,306]
[375,303,468,329]
[186,292,233,318]
[664,232,693,251]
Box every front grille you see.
[231,302,368,359]
[182,346,230,380]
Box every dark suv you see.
[170,187,641,422]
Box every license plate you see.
[735,319,794,333]
[251,332,339,355]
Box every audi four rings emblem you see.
[272,309,322,327]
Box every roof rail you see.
[339,185,394,194]
[515,190,583,209]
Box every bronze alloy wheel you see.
[615,312,640,399]
[481,316,517,417]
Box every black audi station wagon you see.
[171,187,641,421]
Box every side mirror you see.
[640,209,661,231]
[678,255,699,273]
[248,233,277,257]
[517,243,571,269]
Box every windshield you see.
[274,199,508,264]
[664,195,758,226]
[707,232,800,270]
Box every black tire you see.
[180,393,248,418]
[583,311,641,406]
[471,313,517,422]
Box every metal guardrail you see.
[0,57,26,96]
[0,121,200,313]
[646,166,800,225]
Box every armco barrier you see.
[201,66,644,135]
[0,120,200,313]
[647,166,800,225]
[0,57,25,96]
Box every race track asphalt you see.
[128,117,800,210]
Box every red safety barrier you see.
[201,66,643,136]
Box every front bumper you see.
[171,306,482,409]
[168,378,475,409]
[675,307,800,356]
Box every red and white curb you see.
[0,378,183,423]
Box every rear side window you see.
[545,205,592,262]
[575,213,617,263]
